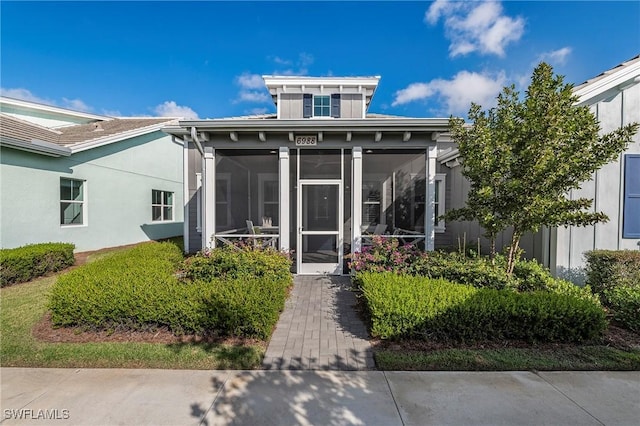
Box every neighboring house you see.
[439,55,640,283]
[0,97,183,252]
[163,76,453,275]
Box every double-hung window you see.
[60,178,85,225]
[152,190,173,221]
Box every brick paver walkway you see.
[263,275,375,370]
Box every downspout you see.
[190,127,204,156]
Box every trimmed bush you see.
[1,243,75,286]
[183,245,292,282]
[585,250,640,332]
[360,272,607,343]
[604,286,640,332]
[49,242,292,339]
[585,250,640,295]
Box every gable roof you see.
[574,54,640,105]
[0,96,110,125]
[0,112,176,156]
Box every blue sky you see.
[1,1,638,120]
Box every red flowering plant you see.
[347,235,426,280]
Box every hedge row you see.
[49,242,292,339]
[585,250,640,332]
[1,243,75,286]
[360,272,607,343]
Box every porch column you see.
[202,147,216,249]
[278,147,290,251]
[426,144,437,251]
[352,147,363,252]
[182,139,190,253]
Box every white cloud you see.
[62,97,92,112]
[236,73,264,89]
[1,87,53,104]
[237,91,270,103]
[537,47,572,65]
[153,101,199,119]
[426,0,524,57]
[271,52,314,76]
[392,70,507,115]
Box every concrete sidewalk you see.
[1,368,639,425]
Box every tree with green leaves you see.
[446,62,638,274]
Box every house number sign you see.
[295,135,317,146]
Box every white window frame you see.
[215,173,232,228]
[258,173,279,225]
[152,189,174,222]
[60,177,86,227]
[313,95,331,117]
[195,172,202,232]
[434,173,446,232]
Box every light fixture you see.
[365,149,373,154]
[270,150,277,154]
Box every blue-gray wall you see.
[1,131,183,251]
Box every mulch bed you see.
[372,324,640,352]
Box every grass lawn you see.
[0,247,264,370]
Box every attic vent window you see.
[92,123,104,132]
[303,94,341,118]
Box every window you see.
[303,94,340,118]
[258,173,279,225]
[362,181,382,227]
[623,154,640,238]
[434,174,446,232]
[215,174,232,228]
[152,190,173,221]
[314,95,330,117]
[60,178,85,225]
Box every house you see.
[548,55,640,281]
[438,55,640,283]
[0,97,184,252]
[163,76,453,274]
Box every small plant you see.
[348,236,426,276]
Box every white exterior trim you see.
[352,147,363,252]
[70,121,176,153]
[574,57,640,105]
[202,149,215,248]
[182,139,190,252]
[0,96,110,122]
[278,147,290,251]
[426,145,437,250]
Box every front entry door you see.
[297,181,343,275]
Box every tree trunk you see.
[506,231,522,275]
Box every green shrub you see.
[585,250,640,332]
[49,242,291,339]
[585,250,640,296]
[604,286,640,332]
[414,252,513,290]
[183,245,292,282]
[360,272,607,343]
[1,242,75,286]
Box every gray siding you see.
[340,94,364,119]
[280,94,303,119]
[553,81,640,282]
[186,145,202,253]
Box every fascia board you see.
[0,96,111,122]
[262,76,381,88]
[176,118,450,132]
[574,61,640,105]
[0,137,71,157]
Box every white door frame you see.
[297,179,343,275]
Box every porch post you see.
[426,144,437,251]
[278,147,290,251]
[202,146,216,249]
[182,139,190,253]
[352,147,363,252]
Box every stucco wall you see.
[0,131,183,251]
